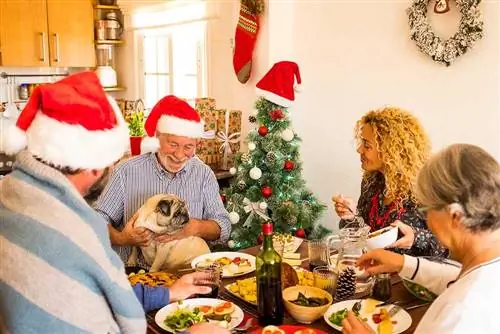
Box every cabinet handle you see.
[39,32,46,62]
[53,33,60,63]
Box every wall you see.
[208,0,500,231]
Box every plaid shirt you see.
[95,153,231,268]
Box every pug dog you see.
[127,194,210,272]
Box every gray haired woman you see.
[342,144,500,334]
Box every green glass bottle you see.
[256,221,284,326]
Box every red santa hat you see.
[256,61,302,107]
[140,95,204,154]
[2,71,129,170]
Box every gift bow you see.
[216,110,241,169]
[242,197,270,227]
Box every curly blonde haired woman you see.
[333,107,446,257]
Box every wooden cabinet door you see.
[46,0,95,67]
[0,0,49,67]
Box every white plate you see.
[324,299,412,333]
[191,252,256,278]
[155,298,244,333]
[260,236,304,254]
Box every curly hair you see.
[356,107,431,206]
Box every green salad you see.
[402,278,438,302]
[329,301,363,326]
[164,308,206,332]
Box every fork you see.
[388,305,402,317]
[231,318,254,333]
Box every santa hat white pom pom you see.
[294,84,302,93]
[3,124,27,155]
[140,136,160,154]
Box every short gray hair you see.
[416,144,500,232]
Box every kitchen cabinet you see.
[0,0,95,67]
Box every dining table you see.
[146,241,431,333]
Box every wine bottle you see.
[256,221,284,326]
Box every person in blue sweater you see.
[0,72,226,334]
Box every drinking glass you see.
[313,266,338,297]
[308,239,329,272]
[194,262,222,298]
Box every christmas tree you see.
[221,61,329,250]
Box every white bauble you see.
[249,167,262,180]
[248,142,256,151]
[259,201,268,210]
[228,240,236,249]
[229,167,237,175]
[281,128,294,142]
[229,211,240,224]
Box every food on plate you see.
[297,270,314,286]
[362,298,381,314]
[367,227,393,239]
[128,271,177,287]
[197,305,214,315]
[163,308,206,331]
[328,301,362,326]
[281,262,299,289]
[214,301,235,316]
[294,329,319,334]
[227,276,257,303]
[289,292,329,307]
[262,325,285,334]
[198,256,252,274]
[378,318,394,334]
[401,277,438,301]
[372,308,396,334]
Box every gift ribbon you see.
[216,110,241,170]
[243,197,270,227]
[201,130,216,139]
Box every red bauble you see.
[220,194,227,203]
[295,228,306,238]
[261,185,273,198]
[284,160,294,171]
[269,109,285,121]
[257,233,264,245]
[258,126,269,136]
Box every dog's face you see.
[136,194,190,235]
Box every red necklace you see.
[368,190,405,231]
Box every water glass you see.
[308,239,329,272]
[313,266,338,297]
[194,262,222,298]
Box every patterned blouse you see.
[340,173,448,257]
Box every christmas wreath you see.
[406,0,484,66]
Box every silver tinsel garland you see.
[407,0,483,66]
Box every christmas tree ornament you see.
[288,216,298,225]
[266,151,276,163]
[258,125,269,136]
[259,201,268,210]
[249,166,262,180]
[295,227,306,238]
[281,128,294,142]
[284,160,294,171]
[261,185,272,198]
[233,0,265,83]
[335,267,357,301]
[269,108,285,121]
[229,211,240,224]
[229,167,237,175]
[248,115,257,123]
[228,240,236,249]
[238,180,246,190]
[220,194,227,203]
[248,142,256,151]
[241,152,250,163]
[257,233,264,245]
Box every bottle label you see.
[262,223,273,236]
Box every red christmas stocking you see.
[233,0,264,84]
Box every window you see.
[139,22,207,110]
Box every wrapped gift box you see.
[195,98,219,169]
[216,109,242,170]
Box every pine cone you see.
[335,267,356,301]
[248,115,257,123]
[266,152,276,163]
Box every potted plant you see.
[127,111,145,155]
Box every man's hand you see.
[169,272,211,302]
[155,219,201,243]
[188,323,230,334]
[117,213,152,246]
[387,220,415,249]
[342,312,374,333]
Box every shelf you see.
[103,86,126,92]
[95,40,125,45]
[94,5,120,10]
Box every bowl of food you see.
[401,277,437,302]
[366,226,398,250]
[282,286,333,324]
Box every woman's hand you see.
[188,323,230,333]
[332,194,356,220]
[357,249,404,275]
[342,312,375,333]
[387,220,415,249]
[168,272,211,302]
